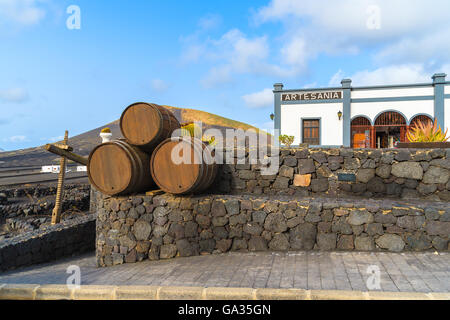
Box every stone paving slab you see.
[0,251,449,293]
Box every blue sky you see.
[1,0,450,151]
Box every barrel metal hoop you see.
[110,140,136,195]
[119,140,146,191]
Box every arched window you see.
[351,117,371,127]
[351,117,372,148]
[410,115,433,128]
[374,111,407,147]
[374,111,406,126]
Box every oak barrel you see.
[120,102,180,152]
[88,140,155,196]
[150,137,218,194]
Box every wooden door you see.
[302,119,320,145]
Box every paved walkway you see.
[1,251,449,293]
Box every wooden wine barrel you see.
[150,137,218,194]
[120,102,180,152]
[88,140,155,196]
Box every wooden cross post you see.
[51,130,69,225]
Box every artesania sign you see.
[282,91,342,101]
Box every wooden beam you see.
[53,144,73,151]
[145,189,164,196]
[44,144,88,166]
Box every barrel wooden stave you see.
[88,140,155,196]
[150,137,217,195]
[120,102,180,152]
[190,138,217,193]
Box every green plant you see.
[180,122,216,145]
[279,134,295,147]
[180,122,199,138]
[407,119,449,142]
[202,135,217,146]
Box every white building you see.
[40,165,76,173]
[273,73,449,148]
[41,165,61,173]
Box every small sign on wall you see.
[338,173,356,182]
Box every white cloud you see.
[256,0,450,70]
[179,14,222,64]
[0,0,46,26]
[180,1,450,89]
[183,28,294,88]
[375,27,450,64]
[150,79,170,93]
[280,36,308,72]
[198,14,221,30]
[0,87,29,103]
[350,65,431,86]
[328,70,345,87]
[180,43,205,64]
[199,29,272,87]
[257,0,450,37]
[224,29,268,70]
[242,88,273,109]
[200,65,233,88]
[329,64,432,87]
[3,135,27,143]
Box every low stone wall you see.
[0,185,90,218]
[214,148,450,201]
[0,214,95,272]
[0,185,91,239]
[95,193,449,267]
[0,184,89,199]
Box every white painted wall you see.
[445,85,450,95]
[351,100,434,124]
[40,165,76,173]
[41,165,60,173]
[351,87,434,99]
[445,99,450,132]
[41,166,54,173]
[280,103,344,146]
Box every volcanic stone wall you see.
[0,184,89,199]
[213,148,450,201]
[95,193,449,267]
[0,185,90,219]
[0,214,95,272]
